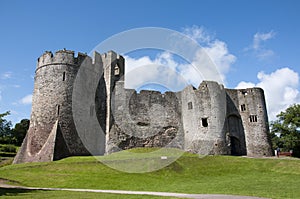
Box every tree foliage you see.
[270,104,300,157]
[11,119,29,145]
[0,112,29,146]
[0,111,12,143]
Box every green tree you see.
[11,119,29,146]
[270,104,300,157]
[0,111,12,144]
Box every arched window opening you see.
[114,64,120,76]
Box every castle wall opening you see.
[62,72,66,81]
[201,118,208,127]
[188,102,193,110]
[227,115,246,155]
[249,115,257,122]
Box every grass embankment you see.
[0,148,299,199]
[0,144,17,167]
[0,144,17,157]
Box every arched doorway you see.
[227,115,246,155]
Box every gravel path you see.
[0,180,269,199]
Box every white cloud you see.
[124,26,236,91]
[236,68,300,121]
[246,31,276,60]
[235,81,256,89]
[19,94,32,105]
[124,52,188,91]
[202,40,236,82]
[253,31,275,50]
[182,25,213,43]
[1,72,12,79]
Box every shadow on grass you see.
[0,187,41,196]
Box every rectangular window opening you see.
[249,115,257,122]
[241,104,246,111]
[63,72,66,81]
[202,118,208,127]
[57,105,60,116]
[90,105,94,117]
[188,102,193,110]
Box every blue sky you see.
[0,0,300,124]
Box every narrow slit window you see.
[202,118,208,127]
[90,105,94,117]
[241,104,246,111]
[188,102,193,110]
[62,72,66,81]
[249,115,257,122]
[57,105,60,116]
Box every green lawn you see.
[0,148,299,199]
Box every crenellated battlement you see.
[36,49,124,74]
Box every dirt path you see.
[0,179,269,199]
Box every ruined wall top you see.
[36,49,122,72]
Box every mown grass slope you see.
[0,148,299,199]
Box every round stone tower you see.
[237,88,273,156]
[14,49,90,163]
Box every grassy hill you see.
[0,148,299,199]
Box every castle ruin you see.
[13,49,273,164]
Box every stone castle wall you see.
[107,81,184,153]
[14,49,273,164]
[226,88,272,156]
[181,81,228,155]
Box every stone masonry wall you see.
[225,89,247,155]
[107,81,184,153]
[236,88,273,156]
[14,50,107,163]
[181,81,228,155]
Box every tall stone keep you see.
[13,50,123,163]
[14,49,273,164]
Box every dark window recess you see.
[137,122,150,126]
[114,65,120,76]
[241,104,246,111]
[63,72,66,81]
[57,105,60,116]
[188,102,193,110]
[202,118,208,127]
[249,115,257,122]
[242,90,248,95]
[90,105,94,117]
